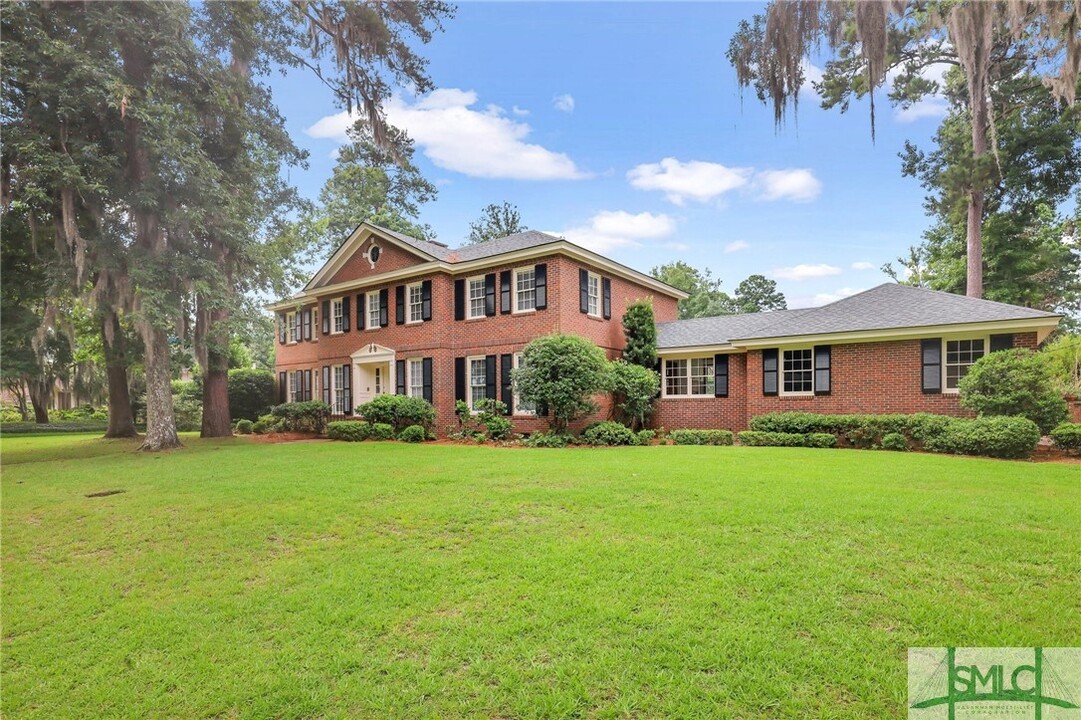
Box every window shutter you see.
[303,309,312,341]
[813,345,831,396]
[304,369,312,401]
[396,359,406,394]
[500,270,512,314]
[356,293,365,330]
[579,268,589,313]
[322,366,331,405]
[762,349,779,397]
[421,280,432,321]
[422,357,433,403]
[454,357,466,402]
[278,314,286,344]
[278,371,287,403]
[379,289,389,327]
[341,296,351,332]
[654,358,662,399]
[602,278,612,319]
[500,354,513,408]
[921,339,942,394]
[714,354,729,398]
[535,264,547,309]
[395,285,406,325]
[321,300,330,334]
[342,364,352,413]
[485,355,497,400]
[990,334,1014,352]
[484,273,496,317]
[454,279,465,321]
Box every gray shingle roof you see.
[657,283,1059,349]
[369,223,561,264]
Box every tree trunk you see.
[28,379,49,424]
[138,322,181,451]
[102,310,137,438]
[200,306,232,437]
[966,92,988,299]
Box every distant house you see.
[270,222,1061,434]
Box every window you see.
[782,349,813,394]
[288,312,300,343]
[367,291,381,329]
[331,299,344,333]
[468,277,486,319]
[408,358,424,398]
[945,338,985,390]
[469,357,487,410]
[288,371,299,401]
[333,365,347,414]
[664,358,714,396]
[587,273,600,316]
[512,353,536,415]
[374,367,383,396]
[408,283,424,323]
[514,268,536,312]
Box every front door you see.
[354,362,389,406]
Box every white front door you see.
[354,362,389,406]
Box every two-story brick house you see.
[271,222,1062,435]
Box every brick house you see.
[270,222,1061,434]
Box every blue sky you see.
[269,2,950,308]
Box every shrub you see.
[636,429,656,446]
[670,429,734,446]
[455,398,512,441]
[514,334,611,432]
[368,422,395,441]
[925,415,1041,459]
[1042,333,1081,397]
[805,433,838,448]
[228,368,276,421]
[749,411,960,448]
[609,360,659,430]
[738,431,833,448]
[234,419,254,434]
[583,421,638,446]
[1049,423,1081,454]
[252,414,281,434]
[959,348,1069,433]
[622,299,658,369]
[326,420,370,441]
[398,424,428,443]
[356,395,436,433]
[172,392,203,432]
[881,432,909,451]
[270,400,331,433]
[522,431,570,448]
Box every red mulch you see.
[244,432,328,444]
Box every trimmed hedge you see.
[234,419,254,434]
[923,416,1041,459]
[881,432,908,451]
[228,368,276,422]
[327,421,370,442]
[398,424,428,443]
[523,431,570,448]
[356,395,436,433]
[583,421,638,446]
[1050,423,1081,454]
[669,429,734,446]
[270,401,331,433]
[0,420,110,434]
[738,431,837,448]
[368,422,395,441]
[749,412,953,447]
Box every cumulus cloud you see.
[798,287,866,307]
[724,240,750,254]
[851,261,876,271]
[770,263,843,281]
[553,94,575,112]
[751,169,822,202]
[306,89,587,181]
[801,61,824,99]
[511,105,530,116]
[553,210,677,254]
[627,158,752,205]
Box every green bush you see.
[636,429,656,445]
[881,432,909,451]
[398,424,428,443]
[608,360,659,430]
[0,420,110,434]
[805,433,838,448]
[514,334,611,432]
[522,431,570,448]
[270,400,331,433]
[738,431,834,448]
[959,348,1068,433]
[234,419,254,434]
[326,420,370,441]
[749,411,959,447]
[669,429,734,446]
[356,395,436,433]
[368,422,395,441]
[252,414,281,435]
[455,398,512,441]
[1049,423,1081,454]
[925,415,1041,459]
[583,421,638,446]
[172,392,203,432]
[228,368,276,421]
[1042,333,1081,397]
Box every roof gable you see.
[306,224,444,291]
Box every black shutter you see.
[990,334,1014,352]
[602,278,612,319]
[422,358,433,403]
[322,366,331,405]
[278,371,287,403]
[454,279,466,321]
[303,309,312,341]
[454,357,466,402]
[579,268,589,313]
[396,285,406,325]
[304,369,312,401]
[500,270,512,314]
[396,359,407,395]
[535,264,548,310]
[379,289,389,327]
[356,293,365,330]
[714,354,729,398]
[814,345,831,396]
[762,349,779,397]
[500,354,513,409]
[341,296,351,332]
[321,300,330,335]
[485,355,497,400]
[921,339,942,394]
[421,280,432,321]
[342,364,352,413]
[484,273,496,317]
[278,313,286,344]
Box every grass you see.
[2,434,1078,719]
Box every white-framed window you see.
[331,298,344,334]
[311,308,318,341]
[512,353,536,415]
[287,312,300,344]
[408,358,424,398]
[587,272,600,317]
[333,365,347,414]
[469,356,487,411]
[945,337,986,391]
[782,348,813,395]
[288,370,299,401]
[408,283,424,323]
[514,267,536,312]
[367,291,381,329]
[468,277,486,319]
[374,366,383,396]
[664,357,714,397]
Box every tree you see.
[608,360,659,431]
[728,1,1081,299]
[651,261,734,319]
[514,334,610,433]
[622,299,658,368]
[733,274,787,313]
[959,348,1069,434]
[467,202,527,244]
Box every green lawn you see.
[2,434,1078,719]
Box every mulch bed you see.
[244,432,329,444]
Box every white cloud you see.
[553,94,575,113]
[724,240,750,254]
[801,61,824,99]
[553,210,677,253]
[511,105,530,116]
[752,169,822,202]
[770,263,843,281]
[851,261,876,271]
[306,88,587,181]
[798,287,866,307]
[627,158,752,205]
[891,62,951,123]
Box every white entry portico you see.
[350,343,395,408]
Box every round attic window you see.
[369,245,381,263]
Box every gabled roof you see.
[657,283,1061,350]
[364,225,563,264]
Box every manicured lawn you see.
[2,434,1078,718]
